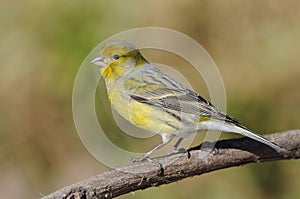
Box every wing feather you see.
[125,64,240,125]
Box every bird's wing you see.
[125,65,240,124]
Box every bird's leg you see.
[172,138,184,153]
[138,142,168,161]
[134,134,174,162]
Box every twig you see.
[42,130,300,199]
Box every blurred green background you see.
[1,0,300,198]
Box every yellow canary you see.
[91,40,287,160]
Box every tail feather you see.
[198,120,287,153]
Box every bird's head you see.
[91,40,147,84]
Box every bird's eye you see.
[113,54,120,60]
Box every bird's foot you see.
[130,156,164,176]
[171,147,186,154]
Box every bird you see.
[91,40,287,161]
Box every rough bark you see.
[42,130,300,199]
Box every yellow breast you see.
[109,87,180,134]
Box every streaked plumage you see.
[91,40,287,160]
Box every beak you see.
[91,55,106,67]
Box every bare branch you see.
[42,130,300,199]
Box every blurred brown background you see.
[0,0,299,198]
